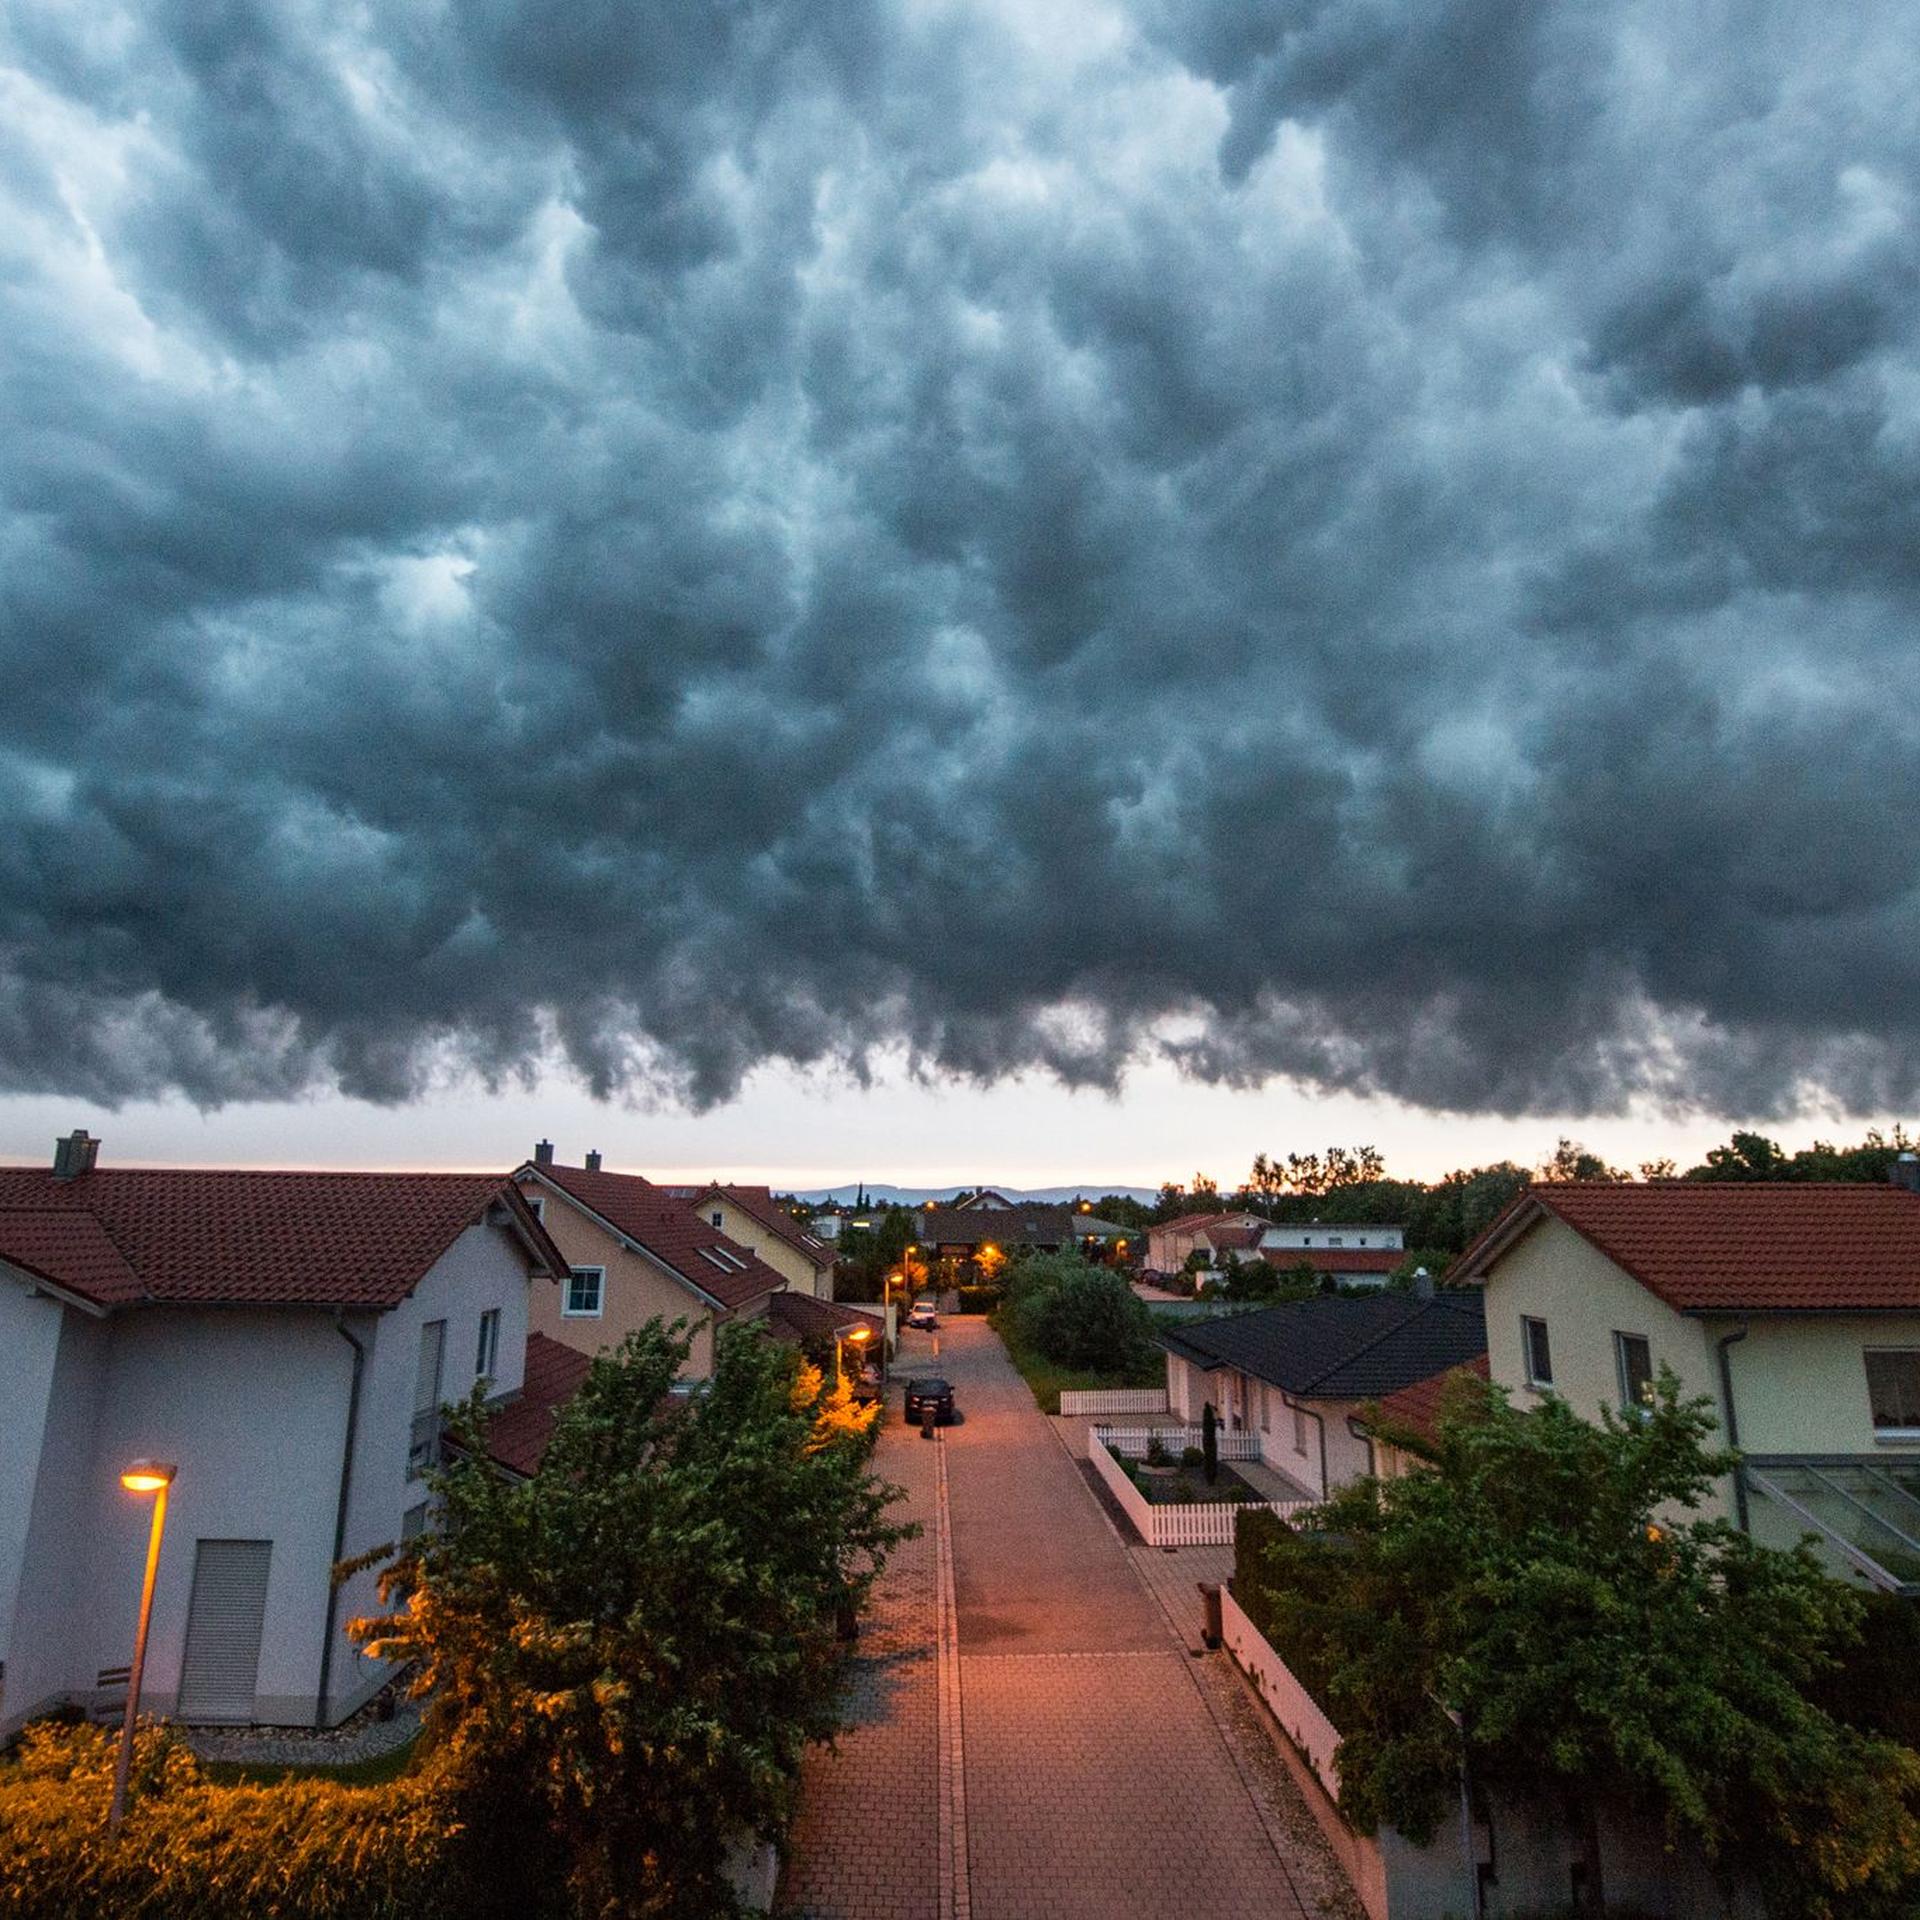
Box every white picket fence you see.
[1088,1429,1311,1548]
[1094,1424,1262,1463]
[1058,1387,1170,1416]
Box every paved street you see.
[780,1318,1353,1920]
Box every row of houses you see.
[0,1134,878,1740]
[1157,1159,1920,1595]
[1147,1211,1408,1288]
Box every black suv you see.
[904,1376,955,1425]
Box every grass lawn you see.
[199,1734,419,1789]
[988,1310,1163,1414]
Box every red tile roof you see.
[1366,1354,1491,1448]
[763,1291,883,1346]
[1261,1245,1404,1274]
[1203,1223,1266,1252]
[699,1184,839,1271]
[522,1163,784,1311]
[0,1168,564,1312]
[1455,1181,1920,1313]
[484,1332,594,1477]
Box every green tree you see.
[835,1204,918,1301]
[1242,1373,1920,1918]
[1025,1265,1156,1374]
[349,1321,912,1920]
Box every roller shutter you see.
[176,1539,272,1723]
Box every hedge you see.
[0,1721,458,1920]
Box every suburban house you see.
[1158,1289,1488,1499]
[515,1149,787,1378]
[954,1189,1018,1210]
[689,1185,838,1297]
[1257,1222,1407,1289]
[1148,1212,1407,1287]
[1452,1164,1920,1595]
[1146,1211,1266,1275]
[0,1133,568,1736]
[917,1203,1129,1267]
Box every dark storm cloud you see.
[4,0,1920,1119]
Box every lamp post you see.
[835,1323,873,1385]
[109,1460,176,1834]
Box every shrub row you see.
[0,1722,457,1920]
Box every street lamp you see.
[835,1323,873,1384]
[109,1459,176,1834]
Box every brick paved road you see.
[782,1318,1350,1920]
[938,1318,1318,1920]
[778,1394,940,1920]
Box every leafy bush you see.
[348,1321,912,1920]
[0,1721,455,1920]
[1234,1373,1920,1918]
[1012,1264,1155,1374]
[953,1284,1001,1315]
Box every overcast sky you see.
[4,0,1919,1178]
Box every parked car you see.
[906,1297,939,1330]
[904,1376,955,1425]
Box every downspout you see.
[1284,1393,1329,1500]
[1346,1412,1377,1479]
[316,1311,367,1729]
[1715,1322,1750,1532]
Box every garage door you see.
[176,1539,272,1723]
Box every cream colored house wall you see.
[527,1194,717,1378]
[701,1198,822,1297]
[1712,1313,1920,1458]
[1482,1216,1717,1423]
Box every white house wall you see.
[332,1221,538,1722]
[2,1219,541,1734]
[0,1279,102,1730]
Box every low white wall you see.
[1223,1588,1343,1798]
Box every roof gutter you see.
[1715,1321,1750,1532]
[315,1310,367,1730]
[1282,1392,1330,1501]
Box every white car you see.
[906,1298,939,1330]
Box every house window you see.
[1292,1406,1308,1455]
[410,1320,446,1476]
[475,1308,501,1383]
[1522,1315,1554,1389]
[565,1267,605,1317]
[401,1502,430,1541]
[711,1211,724,1229]
[1260,1386,1272,1433]
[1327,1236,1344,1247]
[1615,1332,1653,1413]
[525,1194,544,1220]
[1865,1351,1920,1435]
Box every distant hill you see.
[790,1183,1157,1207]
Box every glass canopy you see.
[1743,1458,1920,1595]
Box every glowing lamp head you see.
[121,1460,177,1495]
[844,1326,873,1345]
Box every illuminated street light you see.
[835,1323,874,1383]
[109,1460,176,1833]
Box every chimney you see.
[534,1139,555,1167]
[1892,1152,1920,1194]
[53,1129,99,1181]
[585,1149,602,1173]
[1411,1265,1435,1301]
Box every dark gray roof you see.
[1158,1291,1486,1399]
[916,1206,1125,1246]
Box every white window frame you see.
[1522,1315,1554,1390]
[1292,1405,1308,1455]
[1865,1348,1920,1440]
[526,1194,544,1220]
[475,1307,501,1382]
[564,1266,606,1318]
[1614,1330,1653,1415]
